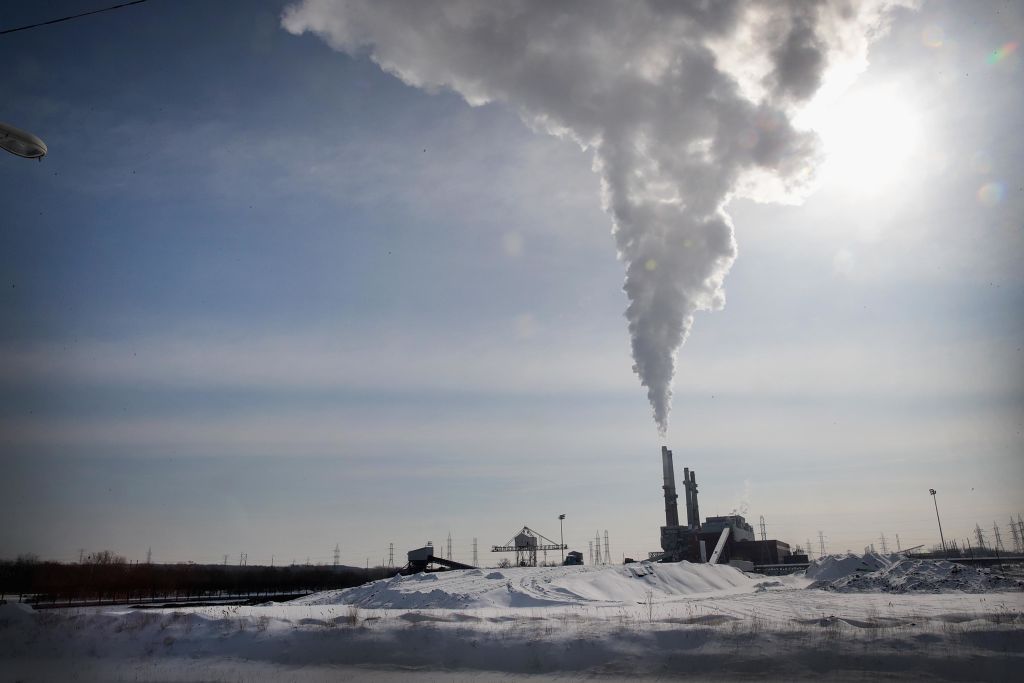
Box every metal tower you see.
[758,516,766,542]
[1010,518,1022,553]
[974,524,987,550]
[817,531,826,558]
[333,544,340,567]
[603,530,610,565]
[992,522,1004,552]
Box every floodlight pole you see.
[559,514,566,564]
[930,489,947,558]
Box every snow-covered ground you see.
[1,558,1021,681]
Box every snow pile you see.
[0,602,36,627]
[827,559,1024,594]
[804,552,900,584]
[293,561,775,609]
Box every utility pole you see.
[333,544,340,567]
[223,554,228,566]
[559,514,566,564]
[817,531,826,559]
[759,516,767,542]
[929,489,947,557]
[879,533,888,554]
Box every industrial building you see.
[655,446,807,573]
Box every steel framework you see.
[492,526,566,567]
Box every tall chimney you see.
[683,467,693,527]
[689,470,700,529]
[661,446,679,527]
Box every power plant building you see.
[657,447,802,571]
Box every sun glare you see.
[813,86,924,195]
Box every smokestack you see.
[661,446,679,528]
[689,470,700,529]
[683,467,693,528]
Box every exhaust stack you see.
[661,446,679,527]
[687,470,700,529]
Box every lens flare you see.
[977,182,1005,207]
[921,25,944,48]
[986,42,1018,65]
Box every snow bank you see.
[804,552,899,583]
[827,559,1024,594]
[0,602,36,626]
[293,561,772,609]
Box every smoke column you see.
[282,0,910,434]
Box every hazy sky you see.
[1,0,1021,567]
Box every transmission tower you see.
[603,530,611,565]
[146,547,152,564]
[992,522,1004,552]
[806,539,812,558]
[389,542,394,568]
[594,531,602,565]
[1018,515,1024,550]
[588,541,593,565]
[1010,519,1022,553]
[223,554,228,566]
[879,533,888,554]
[817,531,826,559]
[974,524,987,550]
[759,515,766,542]
[447,532,452,561]
[472,538,478,567]
[333,543,340,567]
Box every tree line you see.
[0,553,398,606]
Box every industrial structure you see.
[492,527,567,567]
[404,542,476,574]
[654,446,807,573]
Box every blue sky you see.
[1,0,1021,566]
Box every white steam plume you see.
[282,0,909,434]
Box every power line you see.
[1,0,151,36]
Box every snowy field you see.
[1,557,1021,681]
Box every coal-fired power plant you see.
[656,446,808,572]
